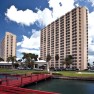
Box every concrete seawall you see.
[52,75,94,81]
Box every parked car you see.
[60,67,66,71]
[33,68,43,71]
[24,67,31,70]
[54,67,62,71]
[50,67,55,71]
[65,68,79,71]
[17,67,24,70]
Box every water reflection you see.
[25,79,94,94]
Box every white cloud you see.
[17,48,40,56]
[37,0,75,26]
[88,11,94,49]
[88,10,94,63]
[5,0,75,26]
[5,5,53,26]
[18,29,40,49]
[5,5,38,26]
[88,11,94,37]
[37,8,54,26]
[48,0,74,18]
[17,29,40,57]
[17,42,22,46]
[88,55,94,64]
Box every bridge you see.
[0,73,59,94]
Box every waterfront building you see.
[1,32,16,61]
[40,7,88,70]
[0,61,12,68]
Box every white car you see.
[33,68,43,71]
[17,67,24,70]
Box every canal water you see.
[25,79,94,94]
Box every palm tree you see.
[0,57,4,61]
[64,55,73,68]
[7,57,11,63]
[11,56,16,66]
[46,54,51,72]
[7,56,16,68]
[55,54,59,64]
[22,53,32,68]
[87,63,90,69]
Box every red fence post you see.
[37,74,39,81]
[6,75,8,86]
[0,79,2,85]
[31,73,32,82]
[21,76,23,86]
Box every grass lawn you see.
[53,71,94,77]
[0,68,32,74]
[0,68,94,77]
[0,68,47,75]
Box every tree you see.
[46,54,51,72]
[22,53,32,68]
[87,63,90,69]
[0,57,4,61]
[7,57,10,63]
[14,63,19,69]
[17,59,22,62]
[93,61,94,66]
[22,52,38,68]
[22,52,31,63]
[39,57,42,60]
[16,59,22,67]
[27,61,34,68]
[7,56,16,68]
[64,55,73,68]
[33,54,38,61]
[55,54,59,64]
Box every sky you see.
[0,0,94,63]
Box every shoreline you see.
[52,75,94,81]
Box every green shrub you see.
[32,71,49,74]
[52,72,63,76]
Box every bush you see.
[32,71,49,74]
[52,72,63,76]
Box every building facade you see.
[1,32,16,61]
[40,7,88,70]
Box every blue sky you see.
[0,0,94,63]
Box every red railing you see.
[0,74,59,94]
[0,85,59,94]
[1,74,52,87]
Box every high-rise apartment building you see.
[40,7,88,70]
[1,32,16,61]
